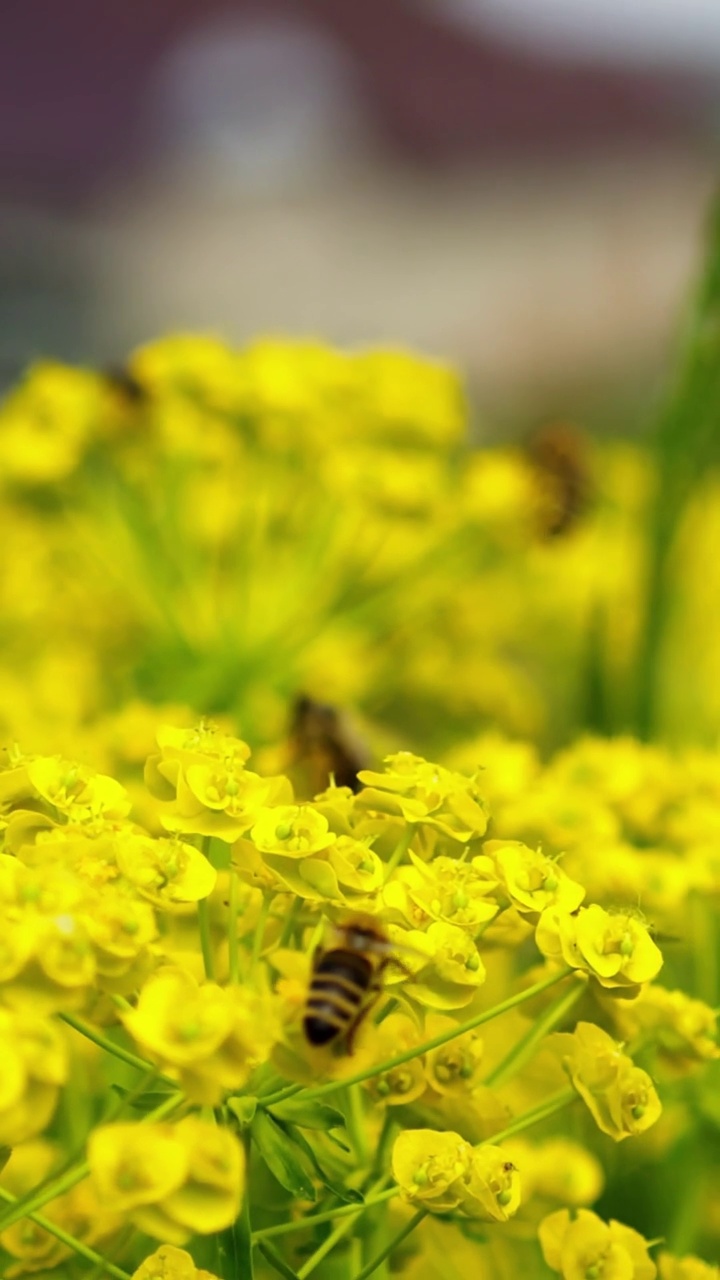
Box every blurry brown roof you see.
[0,0,706,199]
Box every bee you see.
[303,915,399,1052]
[289,695,370,796]
[526,421,593,539]
[102,364,148,406]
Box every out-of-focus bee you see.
[526,421,593,539]
[102,364,148,407]
[289,695,370,796]
[303,915,400,1052]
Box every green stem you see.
[345,1084,369,1164]
[58,1012,171,1084]
[634,192,720,737]
[690,892,718,1009]
[252,1188,398,1242]
[384,825,415,879]
[228,869,240,984]
[232,1134,255,1279]
[258,1240,301,1279]
[296,1209,361,1279]
[84,1225,136,1280]
[262,967,573,1107]
[353,1208,427,1280]
[198,897,216,980]
[277,896,302,948]
[250,892,273,973]
[0,1187,132,1280]
[372,1111,398,1181]
[484,980,584,1089]
[489,1086,577,1144]
[0,1092,183,1233]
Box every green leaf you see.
[228,1095,258,1128]
[268,1098,346,1131]
[287,1126,362,1204]
[251,1111,317,1201]
[0,1149,11,1175]
[109,1086,174,1113]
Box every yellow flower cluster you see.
[0,332,717,1278]
[0,335,715,775]
[553,1023,662,1142]
[539,1209,657,1279]
[132,1246,221,1280]
[392,1130,521,1221]
[88,1116,244,1245]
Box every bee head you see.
[336,913,390,956]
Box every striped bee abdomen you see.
[303,949,373,1047]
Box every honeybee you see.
[289,695,370,796]
[526,421,593,539]
[303,915,399,1052]
[103,364,148,406]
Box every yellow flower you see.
[0,361,100,485]
[458,1144,521,1222]
[539,1208,657,1279]
[354,348,465,445]
[383,852,498,933]
[115,832,217,908]
[392,921,486,1010]
[124,969,280,1103]
[0,756,130,825]
[536,905,662,993]
[485,840,585,917]
[356,753,488,842]
[357,1012,428,1105]
[251,805,336,858]
[146,725,251,800]
[83,888,157,989]
[0,1009,68,1145]
[424,1013,484,1097]
[132,1244,222,1280]
[658,1253,719,1280]
[392,1129,472,1212]
[326,836,384,896]
[609,985,718,1073]
[88,1117,244,1245]
[555,1023,662,1142]
[145,725,292,842]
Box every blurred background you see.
[2,0,720,429]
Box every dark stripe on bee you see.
[103,364,148,404]
[303,949,372,1047]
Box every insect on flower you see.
[289,694,370,794]
[526,420,593,539]
[303,914,406,1052]
[103,364,148,406]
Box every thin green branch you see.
[384,825,415,879]
[250,892,273,973]
[228,869,241,983]
[353,1208,427,1280]
[296,1208,362,1280]
[258,1239,302,1279]
[489,1086,577,1144]
[483,979,584,1088]
[198,897,216,980]
[0,1186,132,1280]
[58,1012,172,1085]
[252,1187,398,1242]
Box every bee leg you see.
[343,990,382,1056]
[384,956,414,980]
